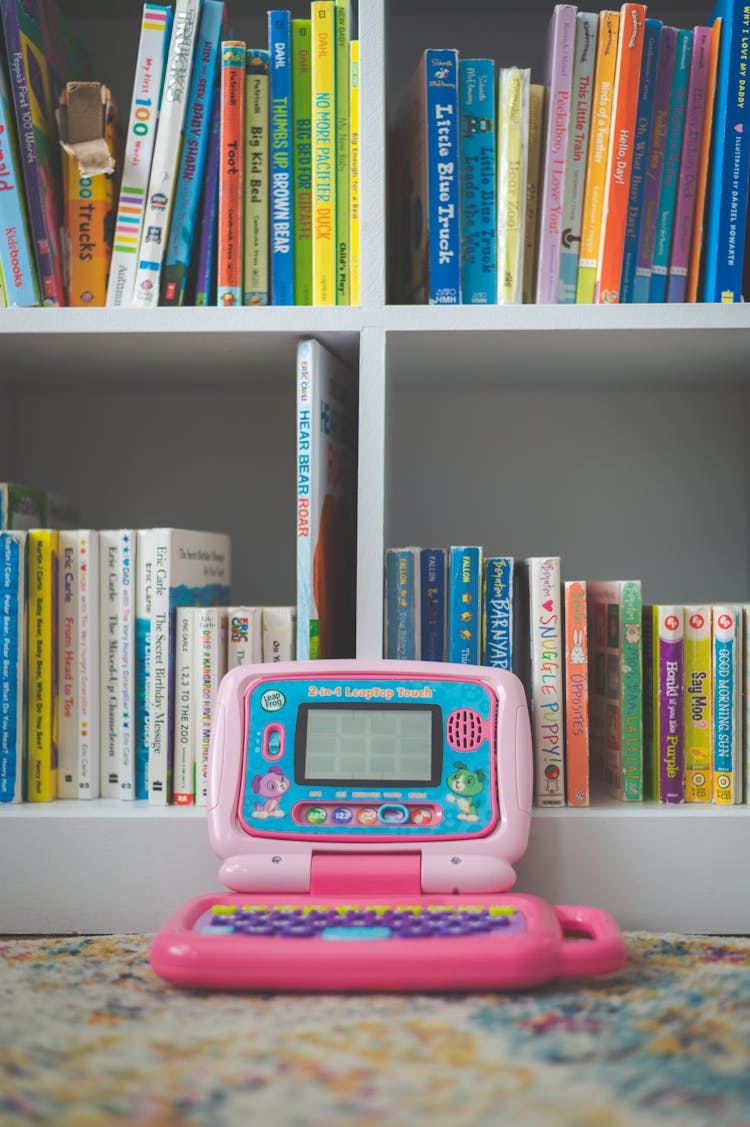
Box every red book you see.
[217,41,245,306]
[564,580,589,806]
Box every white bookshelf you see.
[1,0,749,937]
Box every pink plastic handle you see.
[553,904,627,979]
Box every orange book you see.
[564,580,590,806]
[686,18,722,303]
[595,3,646,303]
[218,41,245,307]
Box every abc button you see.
[306,807,327,825]
[378,804,409,826]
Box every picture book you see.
[217,40,245,307]
[58,530,100,799]
[262,605,296,662]
[595,3,647,305]
[26,529,58,801]
[633,25,676,303]
[99,529,136,799]
[683,605,712,802]
[620,18,662,303]
[642,604,684,803]
[135,527,152,799]
[173,605,197,805]
[0,482,45,530]
[269,9,294,306]
[521,83,545,304]
[0,41,39,305]
[564,579,589,806]
[558,12,598,305]
[334,0,349,305]
[459,58,496,305]
[649,28,692,303]
[225,605,262,668]
[349,38,360,304]
[576,9,620,304]
[296,338,357,661]
[586,579,642,801]
[711,604,742,804]
[483,556,513,671]
[0,530,26,803]
[384,547,420,661]
[193,90,220,305]
[497,66,527,305]
[160,0,223,307]
[448,546,482,666]
[133,0,201,308]
[195,605,226,806]
[703,0,750,302]
[535,4,577,305]
[514,557,564,807]
[107,3,172,308]
[292,21,312,305]
[311,1,336,305]
[420,547,446,663]
[744,606,750,807]
[391,48,460,304]
[244,48,270,306]
[687,18,721,303]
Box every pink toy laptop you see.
[150,660,626,991]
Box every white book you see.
[100,530,137,799]
[132,0,202,307]
[0,531,26,804]
[58,531,100,799]
[262,606,297,662]
[195,606,227,807]
[173,606,198,805]
[226,605,263,669]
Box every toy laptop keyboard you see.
[150,661,627,991]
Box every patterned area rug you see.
[1,932,750,1126]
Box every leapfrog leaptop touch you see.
[150,660,626,990]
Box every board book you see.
[244,48,270,306]
[482,556,513,671]
[99,529,136,799]
[349,38,360,304]
[642,605,684,803]
[269,9,294,306]
[262,606,297,662]
[0,529,26,803]
[497,66,527,305]
[419,547,447,663]
[683,605,712,802]
[226,605,263,669]
[711,604,742,804]
[448,546,482,666]
[459,58,496,304]
[58,530,100,799]
[217,40,245,307]
[292,21,312,305]
[564,579,589,806]
[384,547,420,661]
[334,0,349,305]
[0,41,39,305]
[26,529,58,801]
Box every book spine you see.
[26,530,59,800]
[423,49,461,304]
[173,606,196,804]
[564,579,589,806]
[482,556,513,670]
[448,546,482,665]
[193,89,220,305]
[498,67,527,305]
[334,0,349,304]
[262,606,296,661]
[226,605,263,668]
[0,52,39,305]
[99,530,119,797]
[349,39,360,305]
[595,3,647,304]
[147,530,173,804]
[535,3,577,304]
[0,530,26,803]
[269,8,294,305]
[744,606,750,808]
[684,605,712,802]
[667,26,712,303]
[132,0,201,307]
[420,547,446,663]
[558,13,598,304]
[296,338,313,660]
[291,22,312,305]
[649,28,692,303]
[195,606,227,806]
[576,10,620,304]
[311,1,336,305]
[522,83,545,304]
[217,40,245,307]
[134,527,154,800]
[243,49,270,306]
[687,19,721,303]
[384,548,420,660]
[620,18,661,303]
[653,605,685,802]
[620,579,643,799]
[117,530,136,798]
[528,557,564,806]
[712,604,742,804]
[63,156,115,307]
[161,0,223,307]
[58,531,79,798]
[459,58,496,305]
[58,531,100,798]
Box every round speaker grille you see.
[446,709,483,751]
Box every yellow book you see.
[311,0,337,305]
[575,11,619,304]
[334,0,349,304]
[498,67,529,304]
[349,39,360,305]
[684,606,711,802]
[27,530,59,801]
[522,83,544,305]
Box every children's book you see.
[384,547,420,660]
[291,21,312,305]
[133,0,202,308]
[391,48,461,304]
[649,27,691,303]
[687,18,721,303]
[217,40,245,307]
[58,530,100,799]
[349,38,360,304]
[459,58,496,304]
[26,529,58,800]
[244,48,270,306]
[173,605,197,805]
[535,4,577,304]
[193,89,220,305]
[225,605,263,668]
[522,83,545,304]
[311,1,336,305]
[195,605,226,806]
[712,604,742,804]
[497,66,527,305]
[107,3,172,308]
[0,483,45,529]
[420,547,446,662]
[99,530,136,799]
[642,604,684,803]
[0,530,26,803]
[0,41,39,305]
[262,606,297,661]
[160,0,223,307]
[269,9,294,305]
[483,556,513,670]
[564,579,589,806]
[296,338,357,661]
[448,546,482,666]
[683,605,712,802]
[586,579,642,801]
[558,12,598,304]
[334,0,349,305]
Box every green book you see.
[244,49,270,306]
[292,19,313,304]
[334,0,350,304]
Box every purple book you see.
[193,89,220,306]
[655,607,684,804]
[667,26,712,303]
[535,4,577,305]
[632,27,677,303]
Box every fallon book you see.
[448,546,482,665]
[384,547,420,661]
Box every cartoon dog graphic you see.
[251,766,290,818]
[445,762,486,822]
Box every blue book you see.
[703,1,750,302]
[425,49,460,303]
[620,19,662,304]
[448,546,482,665]
[649,28,692,303]
[160,0,223,306]
[482,557,513,670]
[384,548,419,660]
[459,58,496,304]
[268,9,294,305]
[0,530,25,802]
[193,90,220,305]
[420,547,447,662]
[0,46,39,305]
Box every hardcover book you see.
[26,529,58,800]
[292,21,312,305]
[420,546,446,662]
[482,556,513,670]
[58,530,100,799]
[99,530,136,799]
[448,546,482,666]
[217,40,245,307]
[384,547,420,661]
[269,9,294,305]
[497,66,528,305]
[311,1,336,305]
[683,605,712,802]
[0,530,26,803]
[558,13,598,304]
[711,604,742,804]
[459,58,496,304]
[0,42,39,305]
[564,578,589,806]
[642,604,684,803]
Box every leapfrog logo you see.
[260,689,286,712]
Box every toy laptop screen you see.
[238,674,500,841]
